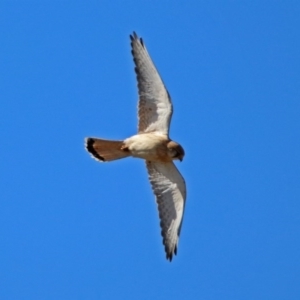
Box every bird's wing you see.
[146,160,186,261]
[130,32,173,136]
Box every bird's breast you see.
[124,133,171,162]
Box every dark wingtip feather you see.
[85,138,105,161]
[130,31,137,41]
[166,247,178,262]
[166,252,173,262]
[140,37,144,47]
[130,31,144,48]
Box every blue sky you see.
[1,1,299,299]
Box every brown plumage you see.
[85,138,130,162]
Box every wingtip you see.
[130,31,137,41]
[130,31,144,47]
[165,246,177,262]
[166,253,173,262]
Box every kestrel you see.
[85,32,186,261]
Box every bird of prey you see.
[85,32,186,261]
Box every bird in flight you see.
[85,32,186,261]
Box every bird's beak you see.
[179,156,183,162]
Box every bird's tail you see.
[85,137,130,162]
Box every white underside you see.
[124,133,167,160]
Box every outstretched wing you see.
[146,161,186,261]
[130,32,173,136]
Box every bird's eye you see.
[170,149,179,158]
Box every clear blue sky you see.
[1,1,299,299]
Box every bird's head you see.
[167,141,185,162]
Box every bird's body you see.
[87,133,184,163]
[125,133,170,161]
[85,32,186,261]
